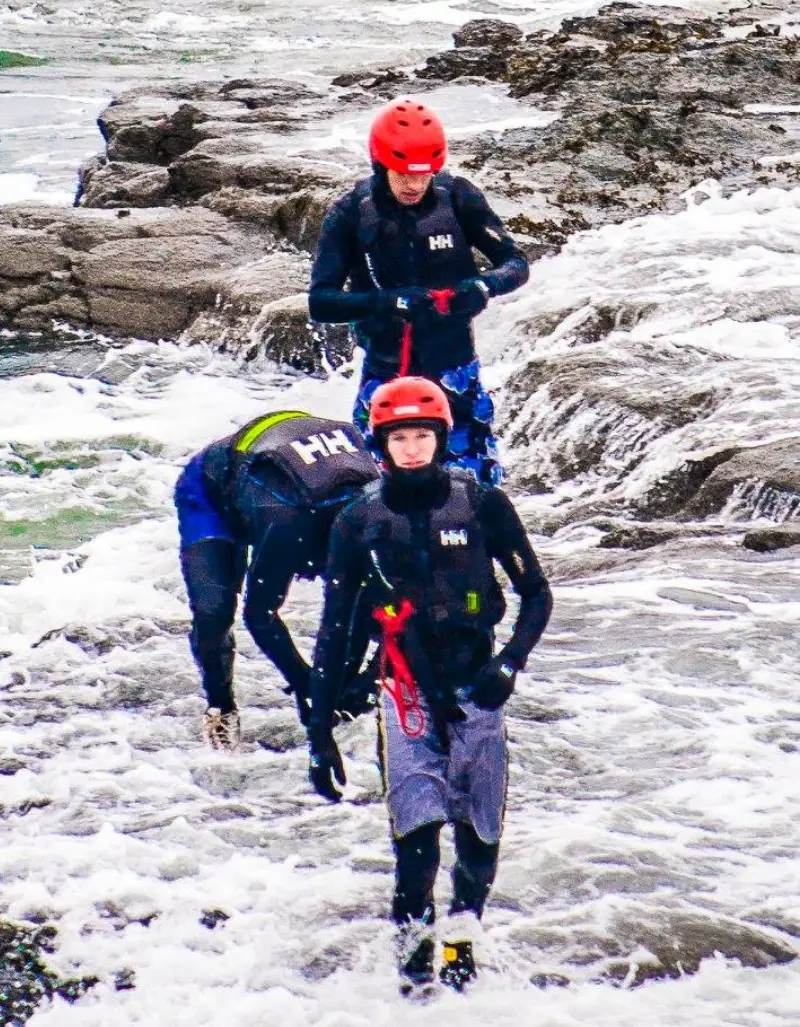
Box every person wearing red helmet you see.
[308,98,530,487]
[306,377,552,997]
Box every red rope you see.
[398,323,413,377]
[396,289,454,378]
[373,600,427,738]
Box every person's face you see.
[385,426,438,469]
[386,169,433,206]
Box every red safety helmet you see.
[368,98,447,175]
[369,376,453,432]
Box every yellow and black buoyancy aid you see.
[204,410,379,510]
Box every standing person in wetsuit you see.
[308,97,529,486]
[174,411,379,751]
[306,378,552,996]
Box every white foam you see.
[0,172,73,206]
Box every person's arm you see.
[244,525,315,718]
[452,176,529,298]
[481,487,552,669]
[308,506,368,733]
[308,196,382,323]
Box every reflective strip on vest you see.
[234,411,309,453]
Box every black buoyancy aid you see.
[205,411,378,509]
[361,470,505,633]
[354,172,479,291]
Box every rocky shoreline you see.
[1,2,799,539]
[2,4,798,349]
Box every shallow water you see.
[1,1,799,1023]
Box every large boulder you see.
[0,206,285,341]
[681,437,800,519]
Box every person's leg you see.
[451,821,500,918]
[440,700,507,988]
[180,539,245,712]
[393,821,443,926]
[175,455,244,709]
[440,360,503,486]
[378,691,449,991]
[392,821,443,991]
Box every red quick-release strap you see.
[373,600,427,738]
[397,288,455,377]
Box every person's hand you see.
[308,726,346,802]
[373,288,437,324]
[334,659,380,722]
[468,654,517,710]
[449,278,491,318]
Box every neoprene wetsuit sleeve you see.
[308,507,368,732]
[452,176,529,298]
[243,523,314,694]
[480,487,552,669]
[308,196,382,323]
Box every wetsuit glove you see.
[372,287,437,324]
[449,278,491,318]
[308,726,346,802]
[468,653,517,711]
[335,653,381,722]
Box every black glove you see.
[334,657,380,722]
[282,664,311,728]
[449,278,491,318]
[373,287,437,325]
[468,653,517,711]
[308,725,346,802]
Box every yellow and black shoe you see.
[439,939,476,992]
[203,708,241,753]
[398,936,436,1000]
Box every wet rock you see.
[635,448,740,519]
[99,100,211,165]
[418,46,515,83]
[455,19,523,50]
[530,971,571,989]
[742,526,800,552]
[0,206,295,342]
[226,293,351,373]
[0,757,26,775]
[597,525,679,550]
[358,5,800,248]
[500,350,719,492]
[682,437,800,519]
[202,183,341,252]
[76,160,171,208]
[597,910,796,986]
[113,968,136,991]
[0,919,98,1024]
[199,909,230,930]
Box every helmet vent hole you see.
[417,105,424,110]
[392,150,406,160]
[432,148,442,157]
[421,396,433,403]
[422,118,431,126]
[398,119,410,127]
[397,105,407,111]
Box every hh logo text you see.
[291,431,357,464]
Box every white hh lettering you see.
[428,234,454,251]
[319,429,358,456]
[290,434,333,465]
[440,528,468,546]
